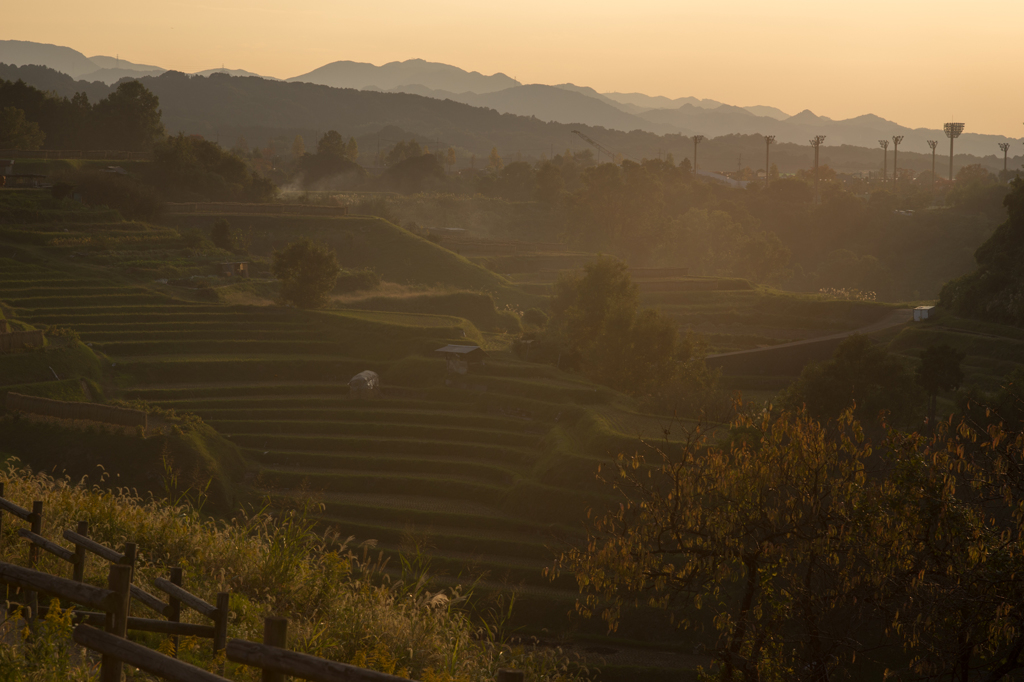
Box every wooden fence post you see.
[72,521,88,582]
[497,670,525,682]
[101,563,132,682]
[261,617,288,682]
[168,567,182,658]
[121,542,137,578]
[214,591,230,670]
[27,501,42,621]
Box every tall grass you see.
[0,465,588,682]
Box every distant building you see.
[220,262,249,278]
[435,344,488,375]
[913,306,935,322]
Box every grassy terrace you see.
[644,288,896,354]
[0,225,627,636]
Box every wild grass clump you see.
[0,466,588,682]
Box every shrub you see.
[273,239,340,309]
[211,218,234,250]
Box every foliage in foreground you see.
[0,467,587,682]
[553,402,1024,681]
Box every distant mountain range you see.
[1,39,1020,163]
[289,59,518,94]
[0,40,272,85]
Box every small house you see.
[349,370,381,399]
[913,305,934,322]
[220,262,249,278]
[435,344,488,375]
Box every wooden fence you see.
[0,330,45,353]
[165,202,350,216]
[0,486,525,682]
[5,393,148,428]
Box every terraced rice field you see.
[0,254,602,604]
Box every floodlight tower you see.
[891,135,904,191]
[944,122,965,181]
[692,135,704,175]
[999,142,1011,174]
[764,135,775,188]
[879,139,889,183]
[927,140,938,193]
[810,135,826,202]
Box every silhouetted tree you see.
[317,130,346,157]
[92,80,164,151]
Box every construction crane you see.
[571,130,632,164]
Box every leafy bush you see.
[211,218,234,250]
[273,239,340,309]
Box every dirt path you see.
[705,308,913,361]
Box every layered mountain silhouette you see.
[289,58,519,94]
[1,39,1020,163]
[0,40,269,85]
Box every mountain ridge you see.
[0,39,1020,160]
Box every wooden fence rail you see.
[73,624,230,682]
[0,491,522,682]
[0,490,227,656]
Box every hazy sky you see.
[6,0,1023,137]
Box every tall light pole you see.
[879,139,889,183]
[927,140,938,194]
[944,122,965,181]
[692,135,704,175]
[891,135,903,192]
[810,135,826,203]
[999,142,1010,175]
[764,135,775,188]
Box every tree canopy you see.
[272,239,341,309]
[0,77,164,151]
[554,404,1024,681]
[941,178,1024,325]
[783,334,921,424]
[0,106,45,150]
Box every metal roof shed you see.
[913,306,935,322]
[435,344,488,374]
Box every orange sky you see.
[6,0,1023,137]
